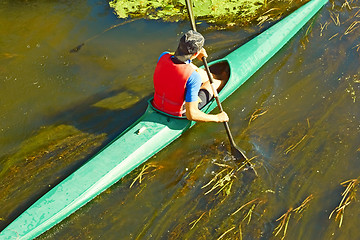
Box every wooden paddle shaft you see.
[185,0,238,148]
[185,0,197,31]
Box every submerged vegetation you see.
[0,125,106,227]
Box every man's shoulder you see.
[187,71,202,86]
[158,51,174,62]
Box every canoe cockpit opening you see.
[209,61,230,82]
[208,61,230,94]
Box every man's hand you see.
[185,102,229,123]
[196,48,208,61]
[216,111,229,122]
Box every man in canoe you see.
[153,30,229,122]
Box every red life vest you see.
[153,53,194,116]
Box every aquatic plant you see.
[273,194,314,240]
[130,163,160,188]
[329,177,359,228]
[109,0,264,23]
[231,198,265,224]
[248,108,268,126]
[201,156,257,196]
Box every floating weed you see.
[214,162,233,169]
[284,134,307,155]
[257,8,282,26]
[344,20,360,35]
[273,194,314,239]
[248,108,268,126]
[273,207,293,240]
[238,224,243,240]
[319,21,330,36]
[202,168,235,196]
[303,21,314,44]
[236,156,257,173]
[134,183,147,198]
[293,194,314,219]
[130,163,160,188]
[329,32,339,40]
[341,0,352,10]
[184,160,204,179]
[69,18,139,53]
[232,198,264,225]
[217,226,236,240]
[329,177,359,228]
[330,11,341,26]
[306,118,311,128]
[189,211,206,230]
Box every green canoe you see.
[0,0,327,239]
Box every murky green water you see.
[0,0,359,239]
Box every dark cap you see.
[174,30,205,62]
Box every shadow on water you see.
[50,88,152,137]
[0,90,151,231]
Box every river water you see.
[0,0,359,239]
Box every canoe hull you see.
[0,0,328,238]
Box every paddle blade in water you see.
[231,145,258,177]
[231,145,247,161]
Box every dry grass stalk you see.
[341,0,352,10]
[344,21,360,35]
[293,194,314,216]
[232,198,259,216]
[214,162,233,169]
[329,33,339,40]
[189,212,206,230]
[273,208,293,240]
[329,177,360,227]
[355,9,360,18]
[319,21,330,36]
[130,164,158,188]
[306,118,311,128]
[330,12,341,26]
[237,156,257,172]
[257,8,281,26]
[239,224,243,240]
[273,194,314,239]
[232,198,264,229]
[202,168,235,195]
[284,134,307,154]
[242,203,257,224]
[217,226,236,240]
[304,22,314,43]
[202,169,227,189]
[248,109,268,125]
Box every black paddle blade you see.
[231,145,258,177]
[230,145,247,161]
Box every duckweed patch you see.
[109,0,310,26]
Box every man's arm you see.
[185,101,229,122]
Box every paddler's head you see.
[174,30,204,63]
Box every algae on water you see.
[109,0,265,23]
